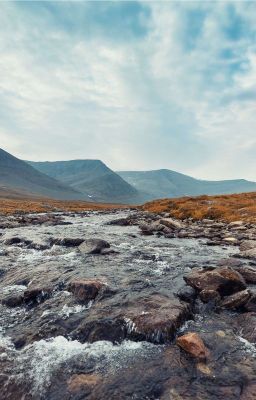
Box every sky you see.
[0,1,256,181]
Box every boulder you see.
[124,295,191,343]
[219,289,251,309]
[159,218,183,230]
[176,332,210,360]
[184,267,246,296]
[78,239,110,254]
[68,279,105,302]
[234,266,256,284]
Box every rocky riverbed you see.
[0,210,256,400]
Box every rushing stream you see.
[0,210,255,399]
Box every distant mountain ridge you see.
[0,148,82,200]
[1,148,255,204]
[27,159,143,203]
[117,169,256,200]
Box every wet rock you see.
[239,248,256,261]
[2,294,24,307]
[4,236,26,246]
[159,218,183,230]
[176,332,210,360]
[74,318,126,343]
[24,286,52,304]
[236,312,256,343]
[67,373,101,393]
[124,295,191,343]
[176,285,197,304]
[78,239,110,254]
[184,267,246,296]
[51,237,84,247]
[233,266,256,284]
[219,289,251,309]
[244,292,256,312]
[68,279,105,302]
[240,240,256,251]
[139,221,164,235]
[199,289,221,304]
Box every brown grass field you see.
[0,197,130,215]
[0,191,255,223]
[141,192,256,223]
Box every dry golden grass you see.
[141,192,256,223]
[0,198,130,215]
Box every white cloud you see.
[0,1,255,181]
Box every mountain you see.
[0,148,82,200]
[118,169,256,200]
[27,159,143,203]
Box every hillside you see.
[0,148,82,200]
[118,169,256,200]
[141,192,256,223]
[28,159,143,203]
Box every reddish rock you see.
[220,289,251,309]
[68,279,105,302]
[184,267,246,296]
[176,332,210,360]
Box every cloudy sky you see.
[0,1,256,180]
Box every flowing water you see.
[0,211,255,400]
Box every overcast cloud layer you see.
[0,1,256,180]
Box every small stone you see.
[68,279,105,302]
[197,362,212,375]
[176,332,210,360]
[216,330,226,337]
